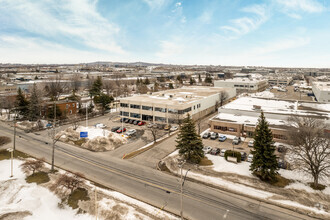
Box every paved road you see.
[0,122,314,220]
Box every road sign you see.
[80,132,88,138]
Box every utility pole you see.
[7,148,14,177]
[179,161,190,220]
[86,101,88,128]
[13,110,17,151]
[95,186,98,220]
[51,101,56,171]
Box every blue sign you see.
[80,132,88,138]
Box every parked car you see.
[111,126,120,132]
[277,145,286,153]
[170,125,178,132]
[218,135,227,142]
[126,129,137,136]
[116,127,126,133]
[46,123,53,128]
[129,119,134,124]
[248,140,254,147]
[95,123,107,129]
[278,159,288,169]
[210,148,220,155]
[203,146,212,154]
[133,120,140,125]
[232,136,241,145]
[202,132,211,139]
[147,123,156,128]
[240,152,247,161]
[164,124,171,130]
[124,118,130,123]
[220,149,227,157]
[210,132,219,140]
[138,121,146,126]
[247,154,253,162]
[157,124,166,129]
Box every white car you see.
[247,154,253,162]
[248,140,254,147]
[202,146,212,154]
[170,125,179,132]
[220,149,227,157]
[126,129,137,136]
[95,123,107,129]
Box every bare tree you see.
[56,172,84,193]
[20,159,44,174]
[71,73,81,93]
[71,115,80,130]
[287,116,330,188]
[219,91,229,107]
[45,75,68,101]
[149,126,159,142]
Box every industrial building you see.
[214,78,268,93]
[119,86,236,123]
[209,97,330,143]
[312,82,330,103]
[268,77,293,86]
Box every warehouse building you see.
[119,86,236,123]
[312,82,330,103]
[209,97,330,143]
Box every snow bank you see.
[0,160,93,220]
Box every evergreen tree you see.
[176,75,183,84]
[250,111,278,182]
[47,104,62,120]
[136,78,140,85]
[176,114,204,164]
[28,84,41,121]
[144,77,150,85]
[204,74,212,84]
[169,83,174,89]
[198,74,202,83]
[16,87,29,117]
[189,77,195,85]
[94,93,113,115]
[153,82,159,92]
[89,76,103,98]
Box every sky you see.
[0,0,329,67]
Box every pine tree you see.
[28,84,41,121]
[189,77,195,85]
[16,87,29,117]
[94,93,113,115]
[89,76,103,98]
[176,114,204,164]
[250,111,278,182]
[169,83,174,89]
[198,74,202,83]
[144,77,150,85]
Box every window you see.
[273,134,287,140]
[168,108,178,114]
[155,116,166,122]
[120,103,129,108]
[72,103,75,107]
[66,104,69,109]
[142,105,153,111]
[130,104,140,109]
[178,107,191,114]
[120,111,129,116]
[130,113,140,118]
[69,110,72,114]
[228,127,237,132]
[213,125,227,131]
[155,107,167,113]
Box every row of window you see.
[120,103,192,114]
[213,125,237,132]
[234,85,254,88]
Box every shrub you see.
[224,150,241,162]
[68,187,90,209]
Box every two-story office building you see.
[119,87,236,124]
[214,78,268,93]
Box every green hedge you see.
[224,150,241,162]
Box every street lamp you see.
[179,160,190,220]
[7,148,14,177]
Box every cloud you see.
[275,0,325,13]
[156,40,184,59]
[143,0,166,9]
[198,11,213,24]
[252,37,310,54]
[221,4,268,37]
[0,0,125,54]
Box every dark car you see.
[278,159,288,169]
[210,148,220,155]
[202,132,211,139]
[129,119,134,124]
[240,152,247,161]
[133,120,140,125]
[124,118,130,123]
[157,124,166,129]
[111,126,120,132]
[277,145,286,153]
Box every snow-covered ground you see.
[0,160,93,220]
[0,159,177,220]
[164,150,330,218]
[251,91,275,98]
[77,126,111,139]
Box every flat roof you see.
[119,86,232,106]
[215,78,267,83]
[313,81,330,91]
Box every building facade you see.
[214,78,268,93]
[119,87,236,124]
[268,77,293,86]
[312,82,330,103]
